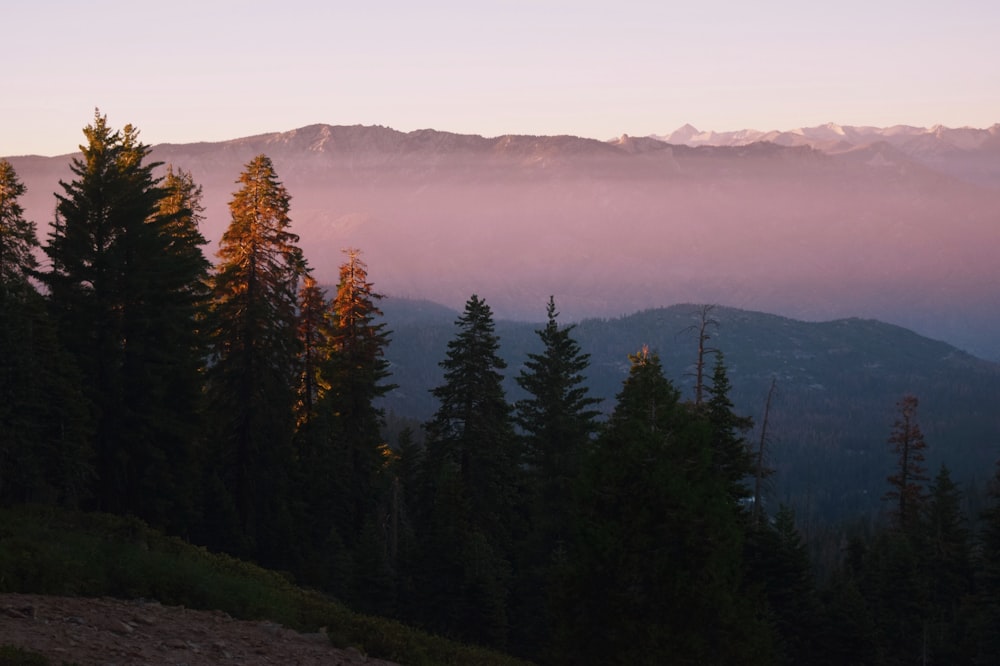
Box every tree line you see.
[2,112,1000,664]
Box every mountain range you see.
[650,122,1000,188]
[5,121,999,360]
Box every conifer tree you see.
[294,273,329,430]
[705,351,755,509]
[0,159,38,283]
[414,294,520,647]
[883,394,929,532]
[296,249,395,603]
[973,460,1000,664]
[512,296,600,655]
[0,159,91,504]
[553,348,770,665]
[322,248,395,539]
[205,153,306,561]
[515,296,600,505]
[42,112,209,523]
[147,165,212,530]
[925,464,973,664]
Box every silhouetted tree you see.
[414,294,520,647]
[511,296,600,655]
[43,112,209,524]
[552,348,771,665]
[0,159,91,505]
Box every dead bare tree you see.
[752,376,778,527]
[680,304,719,406]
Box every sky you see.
[3,0,999,157]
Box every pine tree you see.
[295,249,396,603]
[147,164,212,531]
[0,159,38,283]
[883,394,929,532]
[0,159,91,504]
[744,505,822,665]
[515,296,600,530]
[294,273,329,430]
[322,248,395,540]
[424,294,519,540]
[971,460,1000,664]
[414,294,520,647]
[552,348,771,665]
[705,351,755,510]
[204,153,306,562]
[512,296,600,655]
[42,112,209,523]
[925,464,973,664]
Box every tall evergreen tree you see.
[413,294,520,647]
[743,505,822,666]
[0,159,38,283]
[204,153,306,562]
[704,351,755,509]
[552,348,770,665]
[925,464,973,664]
[294,273,329,430]
[322,248,395,540]
[971,460,1000,664]
[0,159,91,504]
[296,249,395,604]
[42,112,208,523]
[883,394,929,532]
[515,296,601,508]
[147,164,212,531]
[512,296,600,655]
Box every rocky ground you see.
[0,593,401,665]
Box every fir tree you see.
[971,460,1000,664]
[704,351,755,509]
[204,153,306,562]
[0,159,38,283]
[296,249,395,603]
[0,159,91,505]
[294,273,329,430]
[553,348,771,665]
[883,394,929,532]
[322,248,395,540]
[42,112,208,523]
[925,464,973,664]
[512,296,600,655]
[414,294,520,647]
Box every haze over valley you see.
[8,121,999,361]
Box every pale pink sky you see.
[3,0,999,156]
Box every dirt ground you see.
[0,593,402,665]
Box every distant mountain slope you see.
[6,122,1000,361]
[650,122,1000,188]
[379,299,1000,525]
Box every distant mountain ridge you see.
[6,121,1000,361]
[646,122,1000,187]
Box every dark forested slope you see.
[380,299,1000,524]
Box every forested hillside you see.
[380,299,1000,525]
[4,113,1000,665]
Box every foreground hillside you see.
[0,593,394,666]
[0,507,531,666]
[379,299,1000,523]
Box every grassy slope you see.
[0,505,531,666]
